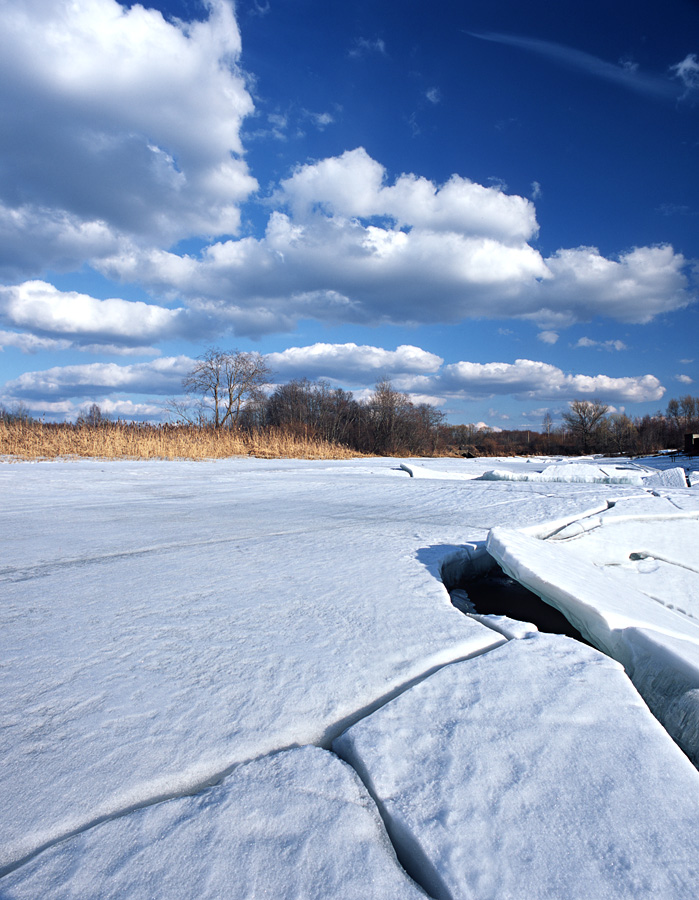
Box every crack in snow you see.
[0,528,345,583]
[0,640,506,883]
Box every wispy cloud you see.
[302,109,335,130]
[468,31,680,100]
[248,1,271,17]
[658,202,697,217]
[348,37,387,59]
[670,53,699,101]
[574,337,627,351]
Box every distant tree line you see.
[167,350,699,457]
[446,396,699,458]
[167,348,447,456]
[553,396,699,456]
[239,377,445,456]
[4,346,698,459]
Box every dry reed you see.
[0,421,365,461]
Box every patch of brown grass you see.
[0,421,366,461]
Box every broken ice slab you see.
[0,460,509,873]
[643,466,689,488]
[487,525,699,762]
[0,746,426,900]
[334,633,699,900]
[487,507,699,762]
[478,462,650,486]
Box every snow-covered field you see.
[2,454,698,898]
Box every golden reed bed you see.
[0,421,364,461]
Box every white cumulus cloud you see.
[4,356,193,401]
[96,148,691,338]
[671,53,699,100]
[424,358,664,404]
[278,148,539,243]
[0,0,256,279]
[0,281,189,344]
[532,245,689,326]
[0,330,72,354]
[2,349,666,414]
[574,336,628,351]
[266,343,444,383]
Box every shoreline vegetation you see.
[0,421,364,461]
[2,390,698,461]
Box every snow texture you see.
[400,462,478,480]
[1,746,426,900]
[487,493,699,762]
[334,633,699,900]
[2,455,698,896]
[644,465,689,488]
[477,460,684,486]
[0,458,512,872]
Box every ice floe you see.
[487,493,699,763]
[334,633,699,900]
[479,460,688,487]
[1,746,426,899]
[2,455,698,896]
[0,458,507,872]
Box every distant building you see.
[685,433,699,456]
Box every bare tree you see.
[1,402,33,423]
[365,380,413,455]
[667,397,681,430]
[680,394,699,431]
[608,413,637,455]
[562,399,609,453]
[76,403,106,427]
[177,348,272,428]
[542,411,554,452]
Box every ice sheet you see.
[399,462,478,480]
[478,461,671,486]
[487,518,699,762]
[0,746,426,900]
[334,633,699,900]
[1,458,511,871]
[643,466,689,487]
[2,456,692,891]
[551,514,699,619]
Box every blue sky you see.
[0,0,697,428]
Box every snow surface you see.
[488,490,699,763]
[2,455,698,897]
[479,460,688,487]
[1,458,511,872]
[1,746,426,900]
[334,633,699,900]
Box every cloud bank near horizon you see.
[1,342,665,423]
